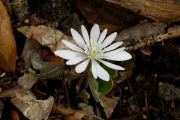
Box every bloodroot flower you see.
[55,24,132,81]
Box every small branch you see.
[125,25,180,51]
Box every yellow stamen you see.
[88,47,97,59]
[91,47,97,55]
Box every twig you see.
[126,25,180,51]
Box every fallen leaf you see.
[18,25,72,51]
[0,88,54,120]
[78,103,94,120]
[53,105,84,120]
[99,96,118,119]
[0,1,17,72]
[21,39,41,67]
[31,52,64,80]
[18,73,38,89]
[21,39,64,79]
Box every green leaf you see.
[96,65,115,96]
[104,66,118,79]
[87,64,117,102]
[98,79,113,96]
[88,76,99,102]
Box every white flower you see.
[54,24,132,81]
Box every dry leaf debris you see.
[0,88,54,120]
[0,1,17,72]
[18,25,72,51]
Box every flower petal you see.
[62,40,84,52]
[90,24,100,47]
[81,25,90,48]
[94,60,110,81]
[98,29,107,44]
[71,28,85,49]
[103,47,125,57]
[54,50,82,59]
[91,60,97,79]
[102,32,117,48]
[98,59,125,70]
[66,56,87,65]
[103,41,123,52]
[103,51,132,61]
[75,59,90,73]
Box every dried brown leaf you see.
[21,39,41,67]
[0,1,17,72]
[18,73,38,89]
[18,25,72,51]
[53,105,84,120]
[78,103,94,120]
[99,96,118,119]
[0,88,54,120]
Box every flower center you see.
[88,47,97,59]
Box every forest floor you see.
[0,0,180,120]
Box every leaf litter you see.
[0,0,180,120]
